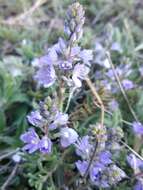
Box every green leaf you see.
[0,136,17,145]
[135,90,143,121]
[112,109,122,127]
[0,110,6,131]
[134,43,143,52]
[9,93,29,105]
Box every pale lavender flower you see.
[110,42,123,53]
[65,2,85,42]
[90,168,109,188]
[58,46,80,70]
[134,180,143,190]
[122,79,134,90]
[95,55,108,69]
[89,163,126,187]
[139,67,143,77]
[94,42,111,69]
[95,42,104,52]
[88,151,112,186]
[34,64,56,88]
[75,160,88,176]
[33,2,92,89]
[107,63,132,80]
[132,122,143,135]
[49,112,69,130]
[108,165,126,184]
[47,47,58,63]
[57,45,80,71]
[95,71,103,80]
[39,101,50,119]
[64,24,71,37]
[75,125,126,188]
[72,64,90,88]
[80,49,93,65]
[39,136,52,154]
[20,128,40,153]
[12,153,21,163]
[27,110,43,127]
[55,38,67,55]
[89,162,125,187]
[95,41,105,53]
[111,63,132,78]
[48,123,57,130]
[108,99,119,111]
[53,112,68,126]
[100,79,112,91]
[75,135,93,159]
[38,56,53,67]
[106,68,122,80]
[56,42,80,70]
[89,162,108,187]
[60,127,79,147]
[33,51,57,68]
[75,149,113,187]
[99,151,112,165]
[106,69,115,79]
[127,153,143,170]
[70,46,81,57]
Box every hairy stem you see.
[85,77,105,126]
[81,77,105,182]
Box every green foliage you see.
[135,90,143,122]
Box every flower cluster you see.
[75,124,126,188]
[95,41,136,93]
[132,121,143,135]
[127,153,143,190]
[21,2,92,155]
[20,98,79,153]
[20,128,52,154]
[19,2,128,189]
[34,2,92,89]
[27,99,69,130]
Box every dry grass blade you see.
[106,52,139,122]
[1,164,19,190]
[85,77,105,127]
[0,0,48,26]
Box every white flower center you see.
[63,132,69,138]
[31,139,38,144]
[85,148,89,154]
